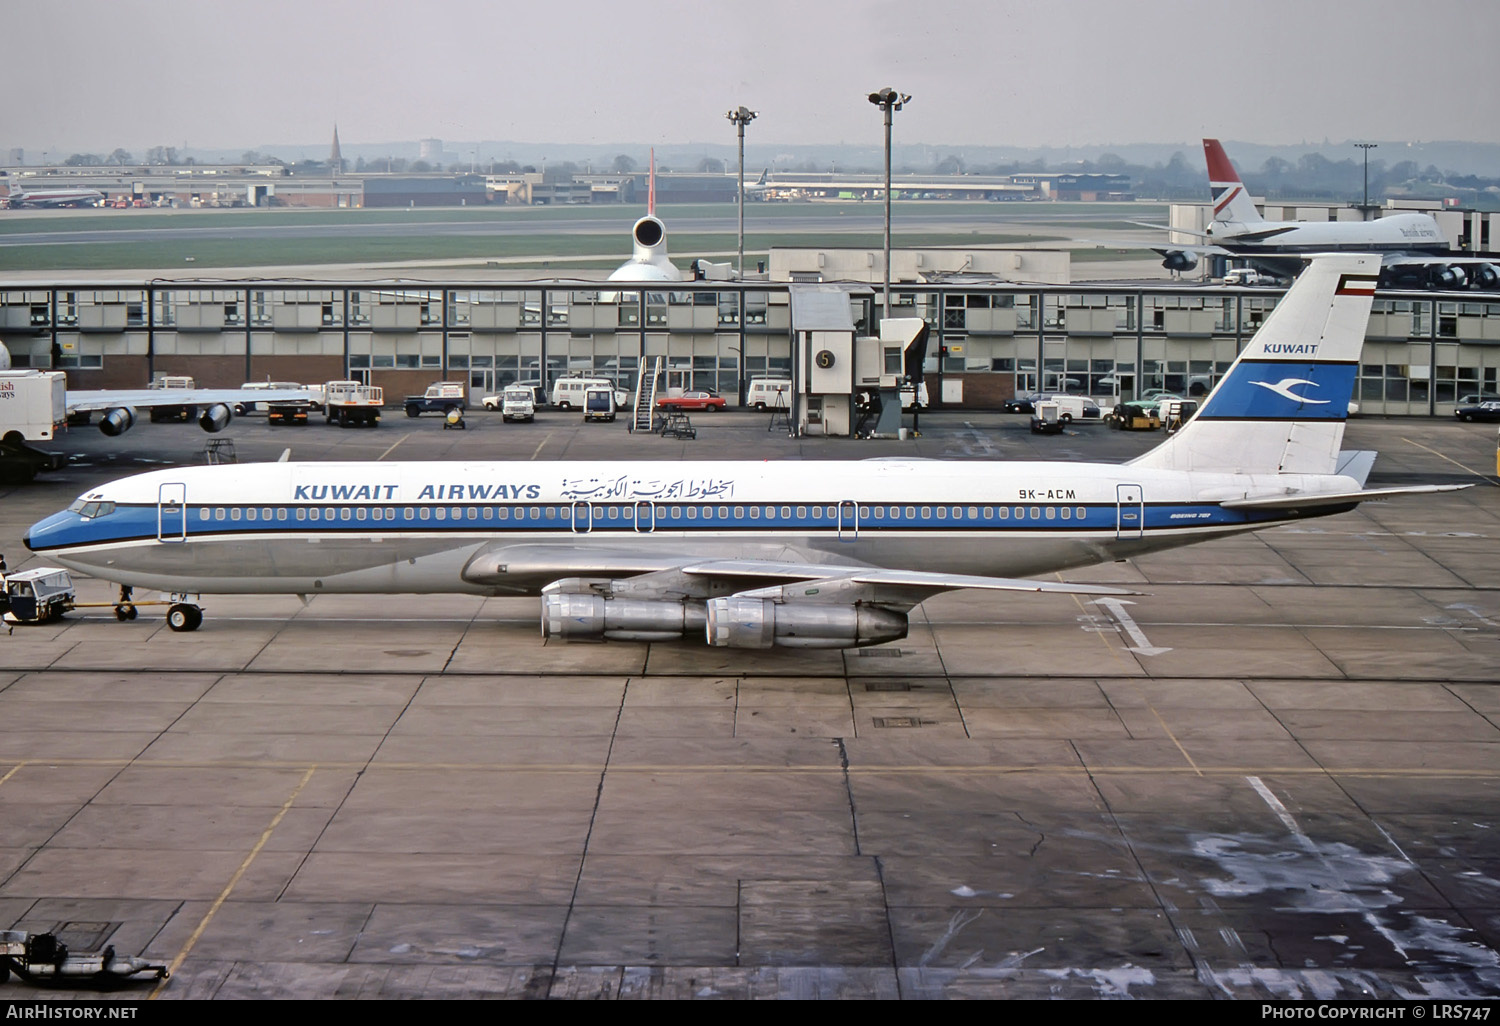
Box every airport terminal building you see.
[3,268,1496,416]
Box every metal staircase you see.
[633,357,662,433]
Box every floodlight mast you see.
[1355,142,1378,218]
[868,88,910,323]
[726,106,758,277]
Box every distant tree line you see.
[49,145,1500,204]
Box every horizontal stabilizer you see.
[1219,483,1471,511]
[1335,450,1377,486]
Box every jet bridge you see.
[788,285,927,438]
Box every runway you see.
[1,412,1497,999]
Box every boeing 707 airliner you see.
[23,255,1466,647]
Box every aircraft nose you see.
[23,510,71,553]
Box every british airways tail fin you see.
[1204,138,1263,226]
[1130,254,1380,476]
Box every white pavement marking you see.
[1091,597,1172,655]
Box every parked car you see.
[1003,392,1047,414]
[403,382,467,418]
[1455,400,1500,422]
[656,390,725,412]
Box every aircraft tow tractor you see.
[1,930,168,987]
[1,557,201,632]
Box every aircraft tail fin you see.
[1130,254,1380,477]
[1204,138,1263,225]
[648,148,656,216]
[756,168,769,186]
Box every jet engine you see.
[99,407,136,436]
[633,216,665,250]
[1428,264,1467,290]
[542,593,705,643]
[1470,263,1500,290]
[1160,251,1198,272]
[704,596,907,649]
[198,403,232,433]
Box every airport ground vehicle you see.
[0,371,68,480]
[1107,403,1162,430]
[234,381,302,415]
[584,386,617,422]
[1,567,75,624]
[496,386,536,422]
[403,382,467,418]
[146,376,197,423]
[552,376,628,410]
[323,380,383,428]
[1222,268,1271,285]
[656,389,724,412]
[1455,400,1500,422]
[1041,394,1102,423]
[1030,400,1066,434]
[1,930,168,986]
[267,401,312,425]
[746,379,791,409]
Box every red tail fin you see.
[1203,139,1240,184]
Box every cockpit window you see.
[70,500,116,520]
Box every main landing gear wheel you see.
[166,603,202,632]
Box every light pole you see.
[726,106,757,277]
[1356,142,1377,217]
[868,87,910,324]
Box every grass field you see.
[0,201,1166,271]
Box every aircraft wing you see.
[65,388,313,413]
[463,543,1134,607]
[680,559,1130,598]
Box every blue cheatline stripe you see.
[32,498,1323,553]
[1198,360,1357,421]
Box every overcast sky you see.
[12,0,1500,157]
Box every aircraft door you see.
[1116,484,1144,540]
[633,500,655,533]
[158,482,187,543]
[837,500,858,542]
[571,501,593,534]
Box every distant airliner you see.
[4,185,106,209]
[607,150,681,283]
[1152,139,1499,290]
[24,255,1466,642]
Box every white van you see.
[1222,268,1267,286]
[1043,394,1102,423]
[552,377,628,410]
[746,378,792,409]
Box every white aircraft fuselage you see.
[23,457,1357,598]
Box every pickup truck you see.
[403,382,468,418]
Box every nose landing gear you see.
[166,601,203,632]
